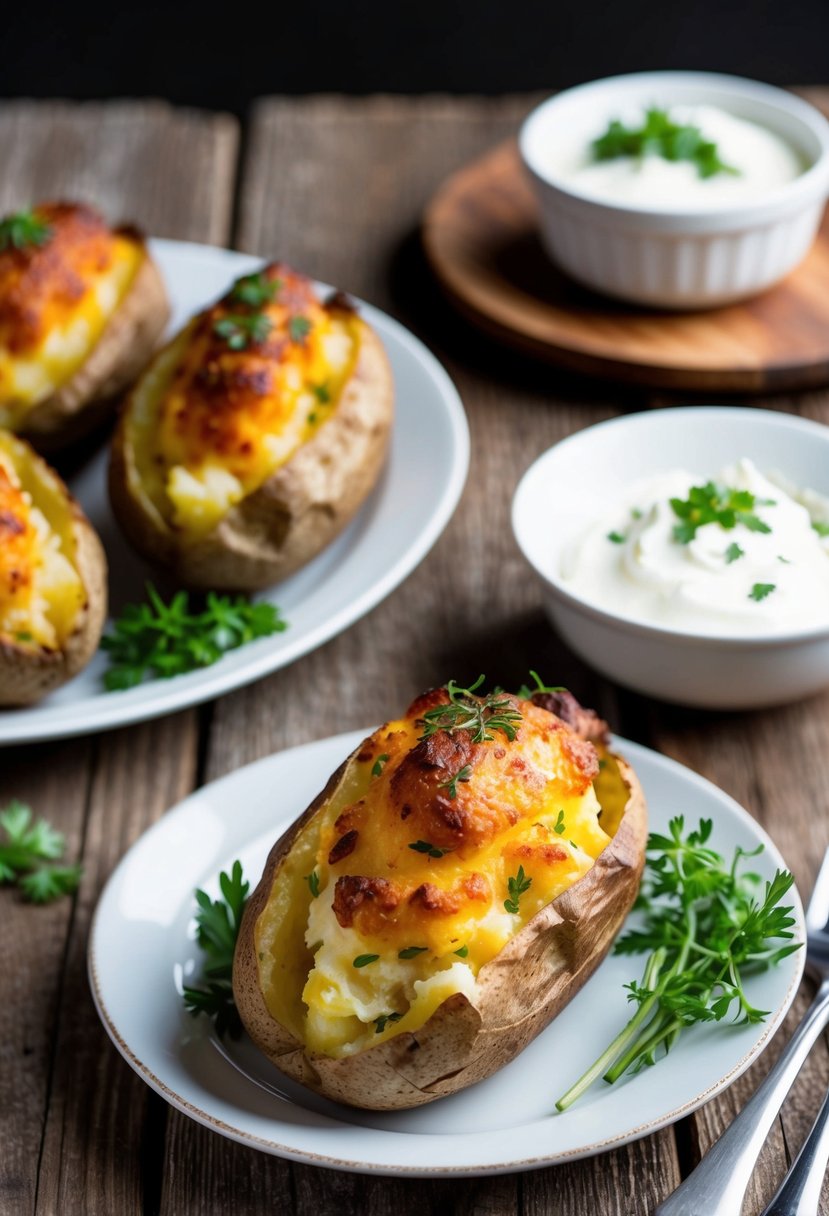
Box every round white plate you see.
[0,241,469,745]
[89,730,805,1177]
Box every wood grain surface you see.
[423,93,829,393]
[2,94,829,1216]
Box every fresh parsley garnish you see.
[213,312,273,350]
[371,753,390,777]
[313,383,331,403]
[813,521,829,538]
[556,818,798,1111]
[408,840,452,859]
[0,802,81,903]
[749,582,776,602]
[420,676,522,744]
[516,670,566,700]
[553,810,566,836]
[607,531,626,545]
[373,1011,403,1034]
[230,271,282,308]
[353,953,380,968]
[725,543,744,564]
[182,860,249,1039]
[454,944,469,958]
[504,865,532,915]
[593,108,739,179]
[670,483,773,545]
[305,870,321,898]
[288,315,312,343]
[398,946,428,959]
[102,584,286,690]
[0,209,53,252]
[439,764,472,799]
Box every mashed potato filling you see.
[256,694,618,1059]
[129,266,359,537]
[0,434,83,649]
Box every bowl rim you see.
[519,70,829,224]
[511,405,829,650]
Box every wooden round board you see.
[422,139,829,392]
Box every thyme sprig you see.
[420,676,522,744]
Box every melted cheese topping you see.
[257,693,616,1059]
[0,431,83,648]
[129,265,359,536]
[0,203,142,425]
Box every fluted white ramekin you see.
[520,72,829,308]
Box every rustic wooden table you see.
[3,93,829,1216]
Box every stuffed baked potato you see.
[109,263,394,591]
[234,682,647,1110]
[0,202,169,449]
[0,429,107,705]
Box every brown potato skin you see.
[108,312,394,592]
[233,725,647,1111]
[18,233,170,452]
[0,447,107,706]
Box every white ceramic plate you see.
[0,241,468,745]
[88,730,805,1176]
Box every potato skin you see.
[0,444,107,706]
[109,308,394,591]
[234,720,647,1111]
[18,232,169,452]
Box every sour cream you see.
[562,460,829,636]
[546,106,805,209]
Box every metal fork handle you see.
[760,1083,829,1216]
[656,979,829,1216]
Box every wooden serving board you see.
[422,138,829,393]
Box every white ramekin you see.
[519,72,829,308]
[511,407,829,710]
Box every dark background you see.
[6,0,828,113]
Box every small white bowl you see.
[519,72,829,308]
[511,407,829,710]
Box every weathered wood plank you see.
[0,99,238,1216]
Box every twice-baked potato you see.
[0,202,169,449]
[0,429,107,705]
[109,263,394,591]
[234,682,647,1110]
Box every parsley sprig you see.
[670,483,774,545]
[0,802,82,903]
[556,818,799,1111]
[102,584,286,690]
[420,676,522,744]
[182,861,249,1039]
[230,272,282,308]
[593,108,739,179]
[213,313,273,351]
[0,209,53,252]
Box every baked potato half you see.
[234,683,647,1110]
[0,202,169,449]
[0,429,107,705]
[109,264,394,591]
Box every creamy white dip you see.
[547,105,805,209]
[562,460,829,635]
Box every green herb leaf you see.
[313,383,331,403]
[670,482,773,545]
[812,521,829,538]
[182,860,249,1038]
[593,108,740,179]
[725,543,744,564]
[607,531,626,544]
[305,870,321,898]
[213,312,273,350]
[408,840,453,859]
[515,671,567,700]
[353,953,380,968]
[0,801,81,903]
[419,676,522,744]
[230,271,282,308]
[0,209,53,252]
[288,315,312,343]
[439,763,472,799]
[371,753,390,778]
[504,865,532,915]
[373,1011,403,1033]
[553,810,566,835]
[454,944,469,958]
[102,584,287,690]
[749,583,776,602]
[398,946,428,959]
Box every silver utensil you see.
[655,847,829,1216]
[760,1082,829,1216]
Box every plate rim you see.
[87,729,806,1177]
[0,240,470,745]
